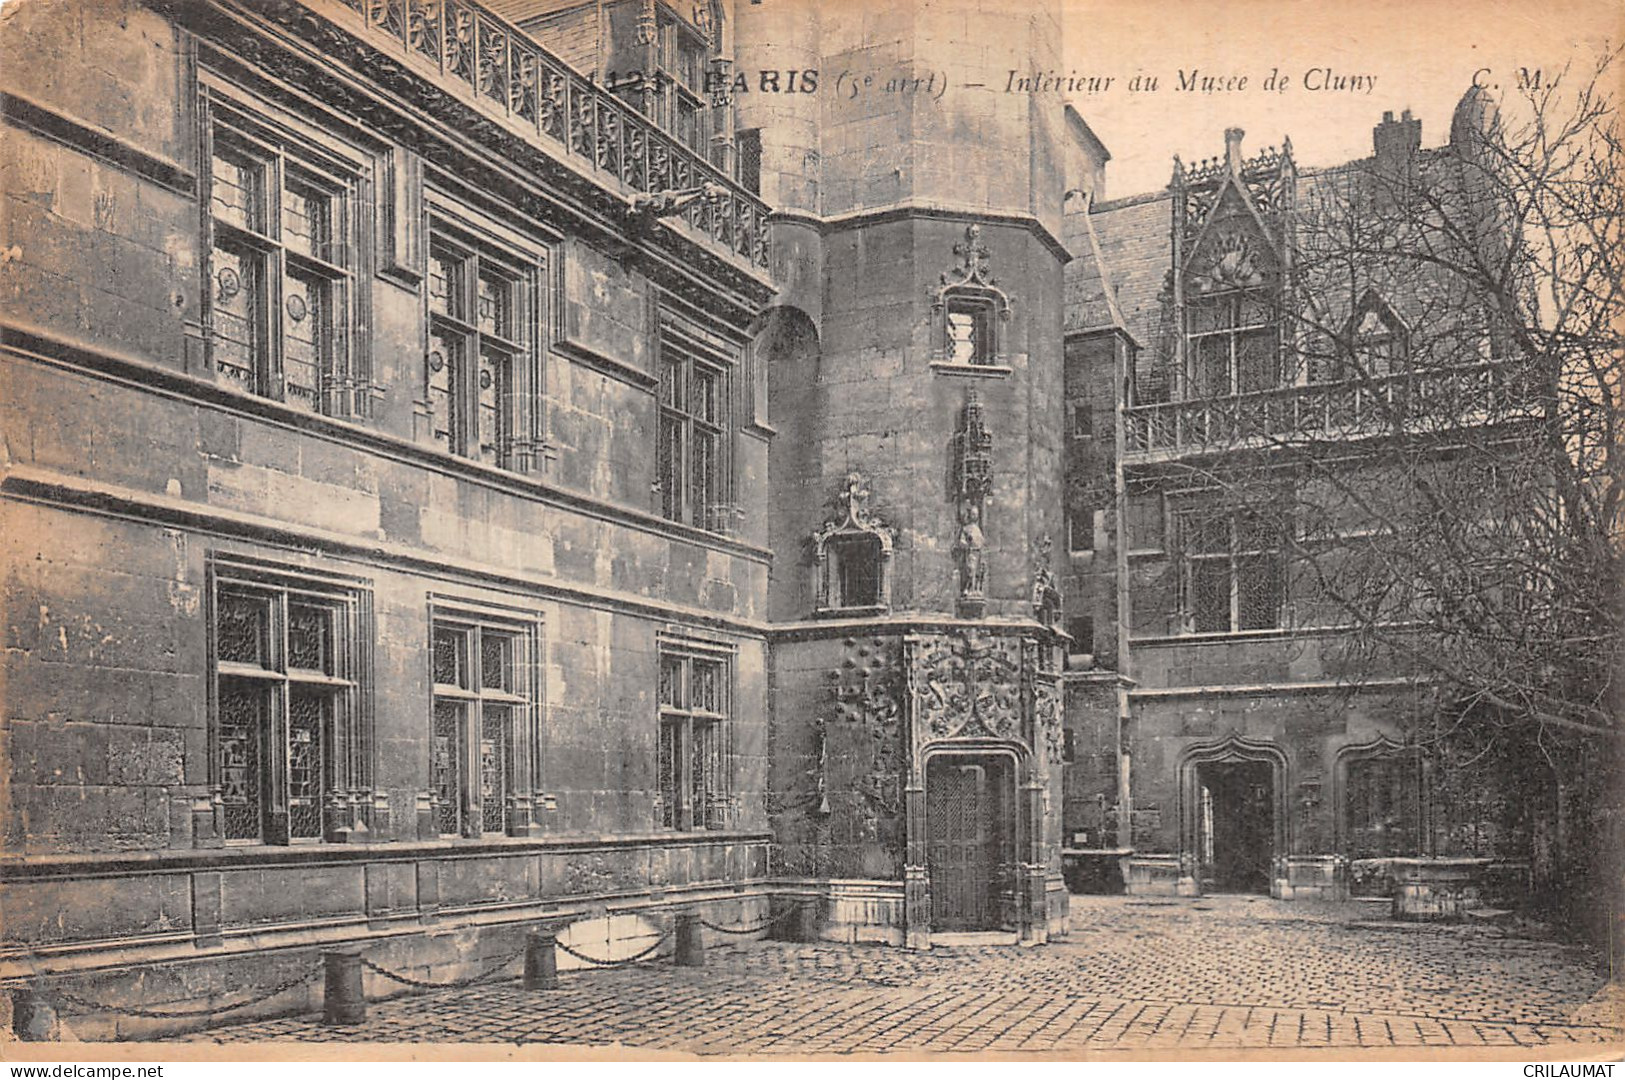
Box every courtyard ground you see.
[180,894,1621,1055]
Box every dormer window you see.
[1186,287,1278,397]
[1172,132,1291,401]
[1349,292,1409,378]
[813,473,894,615]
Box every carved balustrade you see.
[1123,360,1539,459]
[328,0,769,269]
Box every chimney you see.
[1224,127,1245,173]
[1373,108,1422,169]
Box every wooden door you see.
[927,759,992,930]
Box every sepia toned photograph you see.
[0,0,1620,1061]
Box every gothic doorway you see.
[925,753,1016,931]
[1196,760,1275,893]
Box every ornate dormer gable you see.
[813,473,894,613]
[1170,129,1296,399]
[1184,188,1281,296]
[1172,127,1298,248]
[931,224,1013,367]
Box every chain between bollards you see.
[11,899,813,1038]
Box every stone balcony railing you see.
[324,0,770,270]
[1123,360,1540,460]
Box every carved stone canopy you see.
[931,224,1013,318]
[952,391,995,508]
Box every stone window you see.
[1066,615,1095,663]
[1344,751,1423,858]
[813,473,893,615]
[1069,401,1093,439]
[736,127,762,195]
[657,340,730,531]
[930,224,1011,371]
[656,643,732,831]
[209,559,369,845]
[1177,504,1285,633]
[429,607,540,838]
[654,3,718,161]
[1184,288,1278,397]
[1068,508,1094,553]
[826,534,883,608]
[426,224,538,470]
[945,296,997,366]
[202,96,363,415]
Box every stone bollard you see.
[11,983,58,1041]
[321,949,366,1026]
[674,911,705,967]
[796,897,821,943]
[523,929,559,990]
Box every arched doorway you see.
[925,751,1018,931]
[1179,735,1288,895]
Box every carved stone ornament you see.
[636,0,658,46]
[931,224,1013,317]
[1031,535,1062,625]
[951,393,994,612]
[956,504,987,600]
[952,391,994,509]
[825,636,904,821]
[1190,220,1270,292]
[911,630,1024,743]
[1035,673,1063,772]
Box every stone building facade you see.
[1060,97,1537,905]
[744,0,1074,947]
[0,0,780,1036]
[0,0,1085,1035]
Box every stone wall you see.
[0,0,777,1013]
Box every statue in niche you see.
[956,503,987,599]
[1032,535,1062,626]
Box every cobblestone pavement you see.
[184,896,1620,1054]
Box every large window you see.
[657,340,729,531]
[210,561,367,844]
[1178,505,1285,633]
[1185,289,1278,397]
[656,645,732,831]
[430,612,538,838]
[204,100,360,414]
[1345,752,1423,858]
[426,227,536,469]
